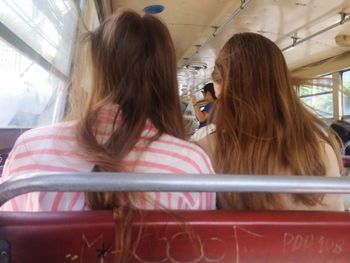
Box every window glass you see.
[300,93,333,118]
[0,0,83,128]
[299,76,333,118]
[342,70,350,115]
[0,37,65,128]
[0,0,78,76]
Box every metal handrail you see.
[282,13,350,52]
[186,0,252,64]
[1,172,350,206]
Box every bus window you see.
[0,37,66,127]
[0,0,78,128]
[298,75,334,120]
[342,70,350,117]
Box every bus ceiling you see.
[101,0,350,79]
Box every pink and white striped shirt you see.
[1,105,215,211]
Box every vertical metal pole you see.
[332,72,342,120]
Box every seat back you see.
[2,173,350,262]
[2,210,350,263]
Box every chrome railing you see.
[1,173,350,206]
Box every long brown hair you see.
[71,10,185,209]
[69,10,186,262]
[213,32,342,210]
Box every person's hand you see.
[191,96,197,105]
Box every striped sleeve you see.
[1,123,216,211]
[1,131,26,180]
[136,136,216,210]
[140,135,215,174]
[181,143,216,210]
[0,127,89,212]
[0,134,27,211]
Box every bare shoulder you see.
[320,141,344,210]
[321,141,341,177]
[197,133,216,162]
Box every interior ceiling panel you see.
[111,0,350,82]
[111,0,242,64]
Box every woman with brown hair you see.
[199,32,343,210]
[1,10,215,211]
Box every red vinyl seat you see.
[1,210,350,263]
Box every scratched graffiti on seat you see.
[63,226,266,263]
[62,225,350,263]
